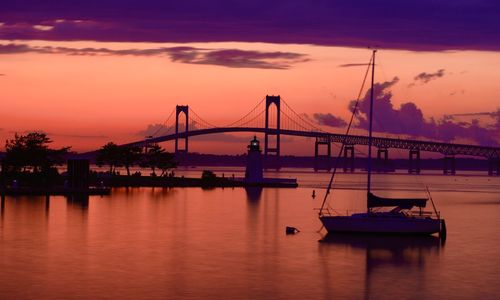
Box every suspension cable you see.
[151,108,176,137]
[225,97,266,127]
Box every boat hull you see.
[320,214,441,235]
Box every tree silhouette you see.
[141,144,177,176]
[3,132,70,173]
[120,145,142,176]
[96,142,122,174]
[97,142,176,177]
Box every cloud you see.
[313,113,347,127]
[338,63,371,68]
[166,47,309,69]
[136,123,250,143]
[33,24,54,31]
[495,109,500,130]
[447,112,494,117]
[449,89,465,96]
[0,1,499,51]
[136,124,173,137]
[6,130,108,139]
[0,43,308,69]
[349,77,499,146]
[412,69,445,84]
[52,133,109,139]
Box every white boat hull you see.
[320,213,441,235]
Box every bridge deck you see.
[126,127,500,158]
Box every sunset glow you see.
[1,40,499,153]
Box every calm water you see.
[1,169,500,299]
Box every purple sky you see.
[1,0,499,51]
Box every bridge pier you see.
[314,137,331,171]
[343,145,355,173]
[175,105,189,154]
[375,147,389,173]
[408,149,421,174]
[488,157,500,176]
[264,95,281,169]
[443,154,456,175]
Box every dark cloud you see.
[0,43,308,69]
[0,1,499,51]
[166,47,309,69]
[495,109,500,130]
[413,69,445,84]
[448,112,494,117]
[349,78,499,146]
[313,113,347,127]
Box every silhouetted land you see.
[156,153,492,172]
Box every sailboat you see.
[319,50,446,236]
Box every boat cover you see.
[367,193,427,209]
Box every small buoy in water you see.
[312,190,316,199]
[286,226,300,234]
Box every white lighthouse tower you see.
[245,136,264,183]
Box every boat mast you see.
[366,49,376,212]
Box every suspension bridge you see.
[122,95,500,175]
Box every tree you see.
[141,144,177,177]
[119,145,142,176]
[3,132,70,173]
[156,152,177,177]
[96,142,122,174]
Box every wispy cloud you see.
[0,43,308,69]
[338,63,371,68]
[409,69,445,86]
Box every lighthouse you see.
[245,136,264,183]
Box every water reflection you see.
[245,187,263,202]
[66,194,89,211]
[1,194,5,221]
[319,234,442,299]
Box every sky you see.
[0,1,499,155]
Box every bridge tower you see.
[375,147,389,173]
[175,105,189,154]
[408,149,421,174]
[343,145,355,172]
[443,154,456,175]
[314,137,331,171]
[488,157,500,176]
[264,95,281,168]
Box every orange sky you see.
[1,40,499,154]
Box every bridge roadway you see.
[126,127,500,158]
